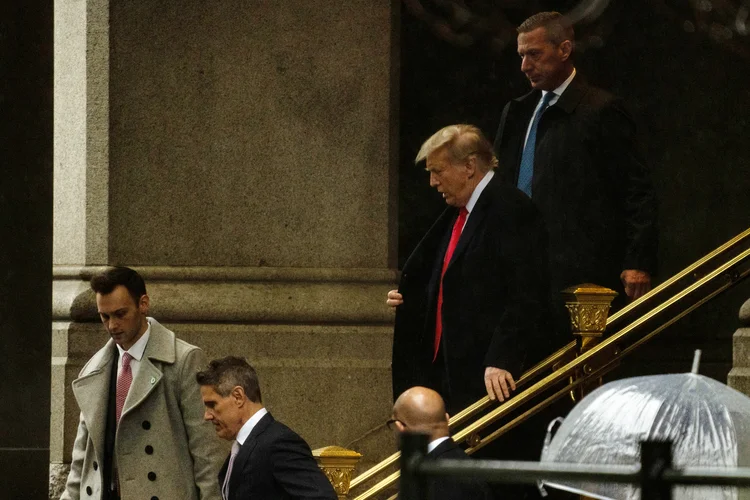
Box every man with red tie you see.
[62,267,224,500]
[388,124,551,415]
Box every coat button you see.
[145,445,154,455]
[142,420,151,430]
[151,497,159,500]
[86,486,92,495]
[93,461,98,471]
[148,471,157,481]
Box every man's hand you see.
[484,366,516,402]
[386,289,404,307]
[620,269,651,300]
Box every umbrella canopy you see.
[540,373,750,499]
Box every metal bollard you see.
[640,440,673,500]
[399,432,429,500]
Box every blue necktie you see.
[517,92,555,197]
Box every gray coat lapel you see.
[71,343,117,465]
[121,318,176,418]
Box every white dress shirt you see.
[236,407,269,446]
[427,436,451,454]
[458,169,495,233]
[116,318,152,381]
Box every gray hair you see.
[414,124,498,173]
[196,356,262,403]
[518,11,575,47]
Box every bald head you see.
[392,387,450,441]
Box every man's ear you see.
[231,386,246,406]
[559,39,573,61]
[465,155,478,177]
[138,294,150,315]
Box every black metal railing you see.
[399,433,750,500]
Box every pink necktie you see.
[222,441,241,500]
[434,207,469,361]
[115,352,133,423]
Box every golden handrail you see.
[349,228,750,500]
[467,248,750,454]
[606,227,750,326]
[456,247,750,444]
[448,226,750,432]
[348,341,577,491]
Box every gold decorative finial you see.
[563,284,618,401]
[313,446,363,499]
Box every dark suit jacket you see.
[392,173,552,412]
[493,75,658,303]
[218,412,337,500]
[425,438,493,500]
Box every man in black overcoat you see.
[493,11,658,313]
[387,124,552,415]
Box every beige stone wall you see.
[728,298,750,395]
[53,0,110,265]
[52,1,400,495]
[108,0,396,267]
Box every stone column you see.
[0,1,53,498]
[50,0,111,490]
[728,298,750,396]
[51,0,400,493]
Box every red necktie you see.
[115,352,133,423]
[434,207,468,361]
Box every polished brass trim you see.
[467,372,587,454]
[352,376,594,496]
[454,247,750,444]
[607,227,750,326]
[350,342,578,490]
[350,229,750,500]
[313,446,363,499]
[447,342,576,429]
[352,470,400,500]
[349,451,399,489]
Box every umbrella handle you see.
[543,417,565,455]
[538,417,566,497]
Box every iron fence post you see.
[399,432,429,500]
[640,440,673,500]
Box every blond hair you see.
[415,124,498,172]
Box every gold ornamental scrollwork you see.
[565,303,611,333]
[562,284,618,402]
[322,467,353,496]
[313,446,362,499]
